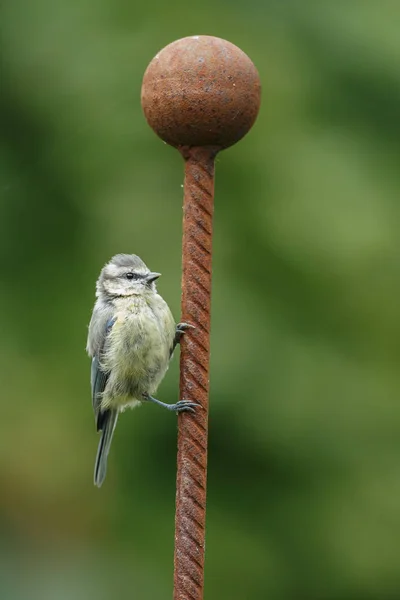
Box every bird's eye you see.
[125,272,135,280]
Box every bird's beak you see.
[145,272,161,283]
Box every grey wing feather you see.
[90,316,116,428]
[91,356,108,413]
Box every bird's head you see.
[97,254,160,298]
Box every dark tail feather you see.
[94,409,118,487]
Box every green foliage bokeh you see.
[1,1,400,598]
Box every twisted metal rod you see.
[174,145,219,600]
[141,34,260,600]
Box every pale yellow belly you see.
[100,308,173,410]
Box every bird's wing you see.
[91,316,116,430]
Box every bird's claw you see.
[176,322,195,336]
[172,400,201,414]
[172,323,195,353]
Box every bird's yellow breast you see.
[100,293,175,406]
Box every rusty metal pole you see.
[141,36,261,600]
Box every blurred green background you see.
[2,1,400,598]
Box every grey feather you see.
[90,316,116,422]
[94,409,118,487]
[107,253,146,269]
[91,356,108,420]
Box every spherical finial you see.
[141,35,261,150]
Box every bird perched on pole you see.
[86,253,197,487]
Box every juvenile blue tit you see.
[86,253,196,487]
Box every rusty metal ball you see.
[141,35,261,149]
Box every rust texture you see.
[174,145,219,600]
[141,36,261,149]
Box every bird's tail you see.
[94,409,118,487]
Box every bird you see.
[86,253,197,487]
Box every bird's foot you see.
[170,323,196,356]
[172,323,195,353]
[170,400,201,414]
[176,322,195,332]
[176,322,195,338]
[142,393,200,414]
